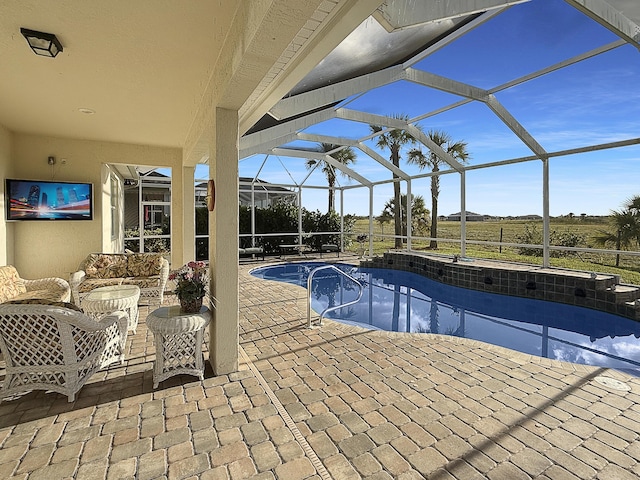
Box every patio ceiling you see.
[238,0,640,191]
[0,0,377,157]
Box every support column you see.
[182,166,196,264]
[542,158,550,267]
[460,171,466,257]
[169,166,184,268]
[369,186,374,257]
[340,189,344,251]
[298,188,303,246]
[407,179,412,251]
[209,107,239,374]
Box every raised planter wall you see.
[361,251,640,321]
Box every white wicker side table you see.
[146,305,211,388]
[81,285,141,333]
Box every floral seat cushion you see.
[84,254,129,279]
[71,253,169,306]
[11,289,69,303]
[5,298,83,312]
[0,266,27,303]
[78,278,124,294]
[127,254,164,277]
[121,277,161,289]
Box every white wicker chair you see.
[0,303,128,403]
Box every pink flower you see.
[172,261,209,301]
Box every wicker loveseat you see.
[70,253,169,306]
[0,303,128,402]
[0,265,71,304]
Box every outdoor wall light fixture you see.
[20,28,63,57]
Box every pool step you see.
[607,284,640,303]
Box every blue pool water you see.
[251,262,640,376]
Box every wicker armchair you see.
[0,303,128,403]
[0,265,71,304]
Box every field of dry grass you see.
[347,218,640,285]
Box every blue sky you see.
[202,0,640,218]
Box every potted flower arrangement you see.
[169,261,208,313]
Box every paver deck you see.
[1,258,639,479]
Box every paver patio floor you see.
[0,259,639,479]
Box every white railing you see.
[306,265,364,328]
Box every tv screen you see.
[5,179,93,221]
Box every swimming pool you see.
[251,262,640,376]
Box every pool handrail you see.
[307,265,364,328]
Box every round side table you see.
[146,305,211,388]
[81,285,141,333]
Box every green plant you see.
[305,143,357,213]
[593,195,640,266]
[380,193,430,239]
[515,224,585,257]
[124,227,170,253]
[240,201,355,254]
[370,114,421,249]
[170,261,208,301]
[407,129,470,248]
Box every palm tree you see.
[370,115,419,248]
[305,143,356,213]
[407,130,470,249]
[381,193,430,238]
[376,211,392,238]
[594,195,640,266]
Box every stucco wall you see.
[0,124,13,266]
[10,133,182,279]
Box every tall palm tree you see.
[305,143,357,213]
[370,114,419,248]
[407,130,470,249]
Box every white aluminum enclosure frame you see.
[232,1,640,266]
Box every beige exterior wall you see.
[0,124,13,266]
[10,133,182,279]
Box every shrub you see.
[124,227,170,253]
[516,224,585,257]
[239,201,355,254]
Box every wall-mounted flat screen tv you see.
[5,179,93,221]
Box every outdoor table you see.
[81,285,141,334]
[146,305,211,388]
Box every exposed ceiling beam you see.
[373,0,530,32]
[565,0,640,49]
[270,66,405,120]
[405,68,548,159]
[238,0,384,134]
[403,7,513,67]
[240,108,337,157]
[297,132,360,147]
[357,143,410,180]
[405,125,465,172]
[409,39,624,124]
[336,108,467,172]
[484,94,548,158]
[405,69,489,100]
[271,147,372,186]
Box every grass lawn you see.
[347,218,640,285]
